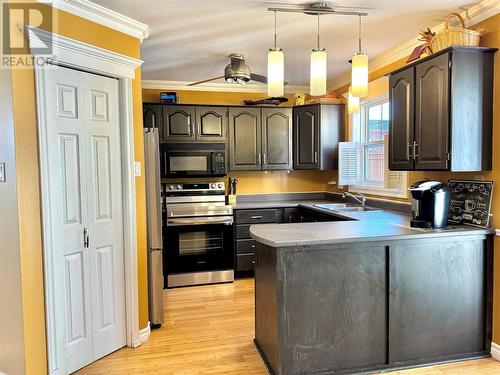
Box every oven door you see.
[163,151,212,177]
[165,216,234,281]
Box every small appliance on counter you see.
[409,180,450,228]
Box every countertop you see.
[242,199,493,247]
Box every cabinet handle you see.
[258,153,262,165]
[314,152,318,163]
[251,215,263,220]
[263,153,266,165]
[408,143,413,159]
[197,122,201,136]
[83,228,89,248]
[413,141,419,160]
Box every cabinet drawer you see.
[236,239,256,254]
[236,253,256,271]
[235,224,251,239]
[235,209,278,224]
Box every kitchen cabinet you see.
[229,107,292,171]
[143,103,163,138]
[293,104,344,170]
[195,106,228,142]
[163,105,196,142]
[388,46,496,171]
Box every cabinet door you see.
[389,68,414,170]
[415,53,450,170]
[389,238,485,364]
[195,106,227,142]
[143,104,163,138]
[163,105,196,142]
[261,108,292,170]
[228,108,261,170]
[293,105,319,169]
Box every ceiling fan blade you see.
[187,76,225,86]
[250,73,268,84]
[250,73,289,86]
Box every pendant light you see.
[348,86,359,113]
[268,11,284,97]
[351,15,368,97]
[310,13,327,97]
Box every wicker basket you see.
[430,13,481,52]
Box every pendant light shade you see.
[351,15,369,98]
[348,86,360,113]
[310,14,327,97]
[268,48,284,97]
[310,49,327,96]
[268,11,285,97]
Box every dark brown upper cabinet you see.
[163,105,196,142]
[261,108,292,170]
[229,107,261,170]
[143,103,163,139]
[293,104,344,170]
[228,107,292,171]
[388,46,496,172]
[195,106,228,142]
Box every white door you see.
[43,66,126,374]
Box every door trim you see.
[28,28,143,374]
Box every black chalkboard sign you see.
[448,180,493,228]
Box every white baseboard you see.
[132,321,151,348]
[491,342,500,361]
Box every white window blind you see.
[383,135,405,190]
[338,142,361,186]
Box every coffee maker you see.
[409,180,450,228]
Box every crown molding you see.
[38,0,150,42]
[141,80,310,94]
[328,0,500,91]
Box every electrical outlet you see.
[0,162,5,182]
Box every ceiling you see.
[94,0,482,87]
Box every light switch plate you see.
[0,162,5,182]
[134,161,141,177]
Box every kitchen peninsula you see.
[250,207,493,375]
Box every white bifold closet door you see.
[43,65,126,374]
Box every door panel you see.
[83,73,126,360]
[44,66,126,373]
[196,106,227,141]
[164,106,196,141]
[229,108,261,170]
[389,68,414,170]
[293,106,319,169]
[261,108,292,170]
[415,53,450,170]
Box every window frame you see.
[348,94,408,199]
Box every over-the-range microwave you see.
[161,143,227,178]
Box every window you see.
[338,94,407,198]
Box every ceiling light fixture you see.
[351,14,368,97]
[348,86,359,113]
[310,13,327,97]
[268,11,284,97]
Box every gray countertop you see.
[242,199,493,247]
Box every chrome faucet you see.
[342,192,366,207]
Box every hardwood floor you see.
[76,278,500,375]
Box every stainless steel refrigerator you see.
[144,128,164,328]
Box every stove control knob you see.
[217,183,223,189]
[176,185,182,190]
[210,183,216,189]
[168,185,175,190]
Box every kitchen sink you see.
[314,203,382,213]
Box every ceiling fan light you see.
[348,86,360,113]
[268,48,284,97]
[310,49,327,96]
[351,52,368,97]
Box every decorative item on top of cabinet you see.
[228,107,292,171]
[293,104,344,170]
[388,46,497,172]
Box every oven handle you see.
[167,216,234,226]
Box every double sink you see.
[313,203,382,213]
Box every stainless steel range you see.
[164,182,234,288]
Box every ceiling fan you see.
[188,53,275,87]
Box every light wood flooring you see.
[76,278,500,375]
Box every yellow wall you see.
[143,89,342,193]
[9,3,148,373]
[336,13,500,341]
